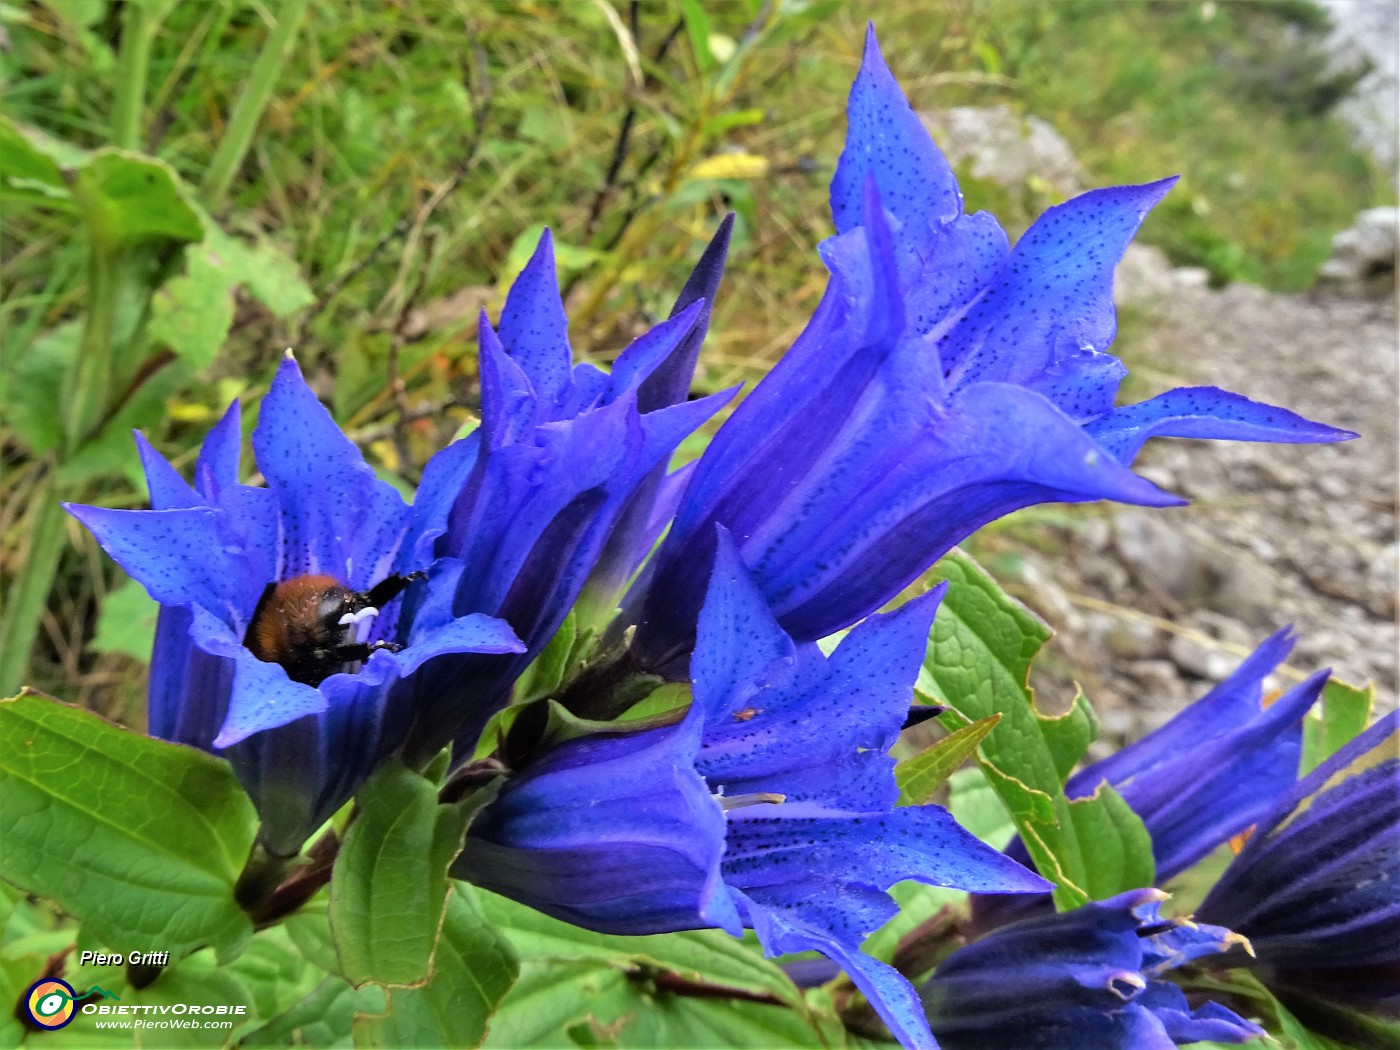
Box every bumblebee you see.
[244,572,423,686]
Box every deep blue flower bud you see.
[456,529,1051,1049]
[391,224,738,761]
[66,357,525,855]
[923,889,1264,1049]
[626,27,1353,673]
[1198,709,1400,1020]
[975,628,1328,931]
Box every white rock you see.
[919,106,1085,197]
[1318,206,1399,283]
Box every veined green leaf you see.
[1300,677,1374,775]
[0,691,256,962]
[354,884,517,1048]
[921,551,1155,907]
[896,715,1001,805]
[329,762,470,988]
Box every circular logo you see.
[24,979,77,1030]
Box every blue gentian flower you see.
[627,27,1354,673]
[1198,709,1400,1020]
[395,226,737,762]
[456,530,1052,1049]
[923,888,1264,1048]
[66,356,525,855]
[974,628,1329,931]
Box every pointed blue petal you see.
[478,315,537,449]
[394,612,524,676]
[697,586,945,810]
[636,384,737,470]
[1022,348,1128,424]
[831,25,961,236]
[903,210,1009,340]
[754,381,1181,641]
[406,432,480,568]
[180,605,329,747]
[345,478,412,592]
[609,300,706,403]
[691,528,796,720]
[638,214,734,411]
[1076,626,1297,789]
[1112,669,1326,881]
[939,179,1177,390]
[63,504,251,624]
[1138,984,1265,1045]
[1085,385,1357,464]
[726,804,1053,902]
[134,431,202,510]
[498,228,572,408]
[196,399,242,500]
[252,355,380,580]
[748,911,938,1050]
[148,604,232,749]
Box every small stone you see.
[1168,633,1239,681]
[918,106,1085,197]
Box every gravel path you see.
[1010,276,1398,748]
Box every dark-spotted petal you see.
[1085,386,1357,465]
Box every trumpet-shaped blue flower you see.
[628,27,1353,673]
[923,889,1264,1049]
[395,226,736,763]
[1198,709,1400,1019]
[66,356,525,855]
[974,628,1328,931]
[456,530,1052,1049]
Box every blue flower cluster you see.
[67,23,1394,1050]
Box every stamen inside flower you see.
[718,791,786,812]
[339,605,379,645]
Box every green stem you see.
[60,233,123,457]
[111,1,160,149]
[0,484,68,696]
[198,0,312,210]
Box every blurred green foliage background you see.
[0,0,1388,720]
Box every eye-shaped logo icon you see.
[24,979,78,1030]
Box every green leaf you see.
[0,319,79,457]
[484,959,833,1050]
[921,551,1112,908]
[329,761,470,987]
[283,896,340,975]
[1039,689,1098,782]
[895,714,1001,805]
[147,243,237,368]
[90,576,159,662]
[203,225,314,318]
[354,884,518,1049]
[1064,784,1155,900]
[512,609,580,703]
[71,150,203,248]
[0,691,256,962]
[678,0,717,73]
[946,767,1016,850]
[476,889,803,1008]
[240,977,385,1048]
[482,960,632,1048]
[1300,677,1374,776]
[0,116,84,203]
